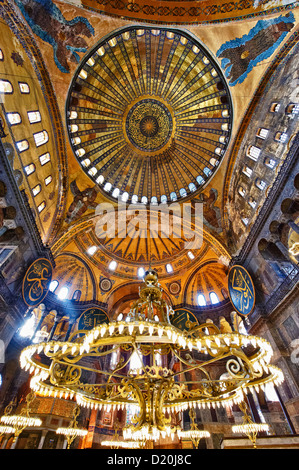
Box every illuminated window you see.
[0,246,16,266]
[7,112,21,125]
[242,166,252,178]
[34,130,48,147]
[197,294,206,306]
[37,201,46,213]
[209,157,218,166]
[238,186,246,197]
[24,163,35,176]
[112,188,120,198]
[28,111,41,124]
[286,103,299,115]
[121,191,129,202]
[39,152,51,166]
[132,194,138,203]
[69,111,78,119]
[49,280,59,292]
[138,267,145,278]
[270,102,280,113]
[18,82,30,94]
[246,145,261,161]
[32,184,41,196]
[0,79,13,94]
[264,157,276,169]
[203,167,212,177]
[187,251,195,260]
[0,49,3,60]
[255,178,267,190]
[166,263,173,273]
[108,260,117,271]
[141,196,148,204]
[170,192,177,201]
[88,167,97,176]
[16,139,29,152]
[256,128,269,140]
[82,158,91,168]
[104,182,112,192]
[19,315,35,338]
[87,246,97,255]
[242,217,249,226]
[44,175,52,186]
[160,194,167,204]
[196,175,205,185]
[96,174,104,184]
[248,197,257,209]
[179,188,187,197]
[57,286,69,300]
[72,290,81,301]
[151,196,158,205]
[209,292,219,304]
[188,183,196,192]
[275,132,288,143]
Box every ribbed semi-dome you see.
[66,26,233,205]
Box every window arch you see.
[246,145,261,161]
[209,292,219,304]
[37,201,46,213]
[264,157,276,169]
[166,263,173,273]
[28,111,41,124]
[72,290,81,301]
[24,163,35,176]
[0,79,13,94]
[256,128,269,140]
[188,183,196,192]
[6,112,21,125]
[32,184,41,196]
[39,152,51,166]
[179,188,187,198]
[170,192,177,201]
[242,166,252,178]
[197,294,206,306]
[49,280,59,292]
[44,175,52,186]
[255,178,267,190]
[196,175,205,185]
[34,130,48,147]
[203,167,212,177]
[18,82,30,94]
[57,286,69,300]
[16,139,29,152]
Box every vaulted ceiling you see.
[1,0,298,308]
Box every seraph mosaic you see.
[15,0,95,73]
[217,13,295,87]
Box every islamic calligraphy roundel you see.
[22,258,53,307]
[228,265,255,316]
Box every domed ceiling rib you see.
[66,26,233,205]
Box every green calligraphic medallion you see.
[78,307,109,331]
[228,265,255,316]
[170,308,198,332]
[22,258,53,307]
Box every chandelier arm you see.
[170,345,211,380]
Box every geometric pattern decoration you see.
[66,26,233,205]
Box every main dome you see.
[66,26,233,205]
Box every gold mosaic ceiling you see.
[66,26,233,205]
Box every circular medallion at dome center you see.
[125,99,173,152]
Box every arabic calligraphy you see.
[171,309,198,332]
[22,258,53,307]
[228,265,255,316]
[78,308,109,331]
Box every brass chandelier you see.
[19,269,284,444]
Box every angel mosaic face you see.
[66,26,233,205]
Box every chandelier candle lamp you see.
[0,391,42,443]
[56,405,87,449]
[19,270,284,445]
[232,401,269,448]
